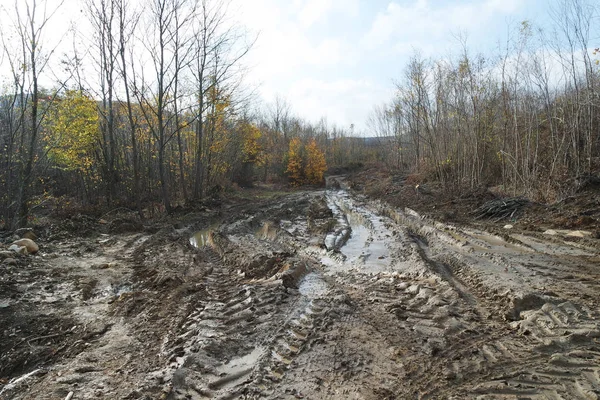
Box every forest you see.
[0,0,598,229]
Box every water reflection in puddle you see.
[323,190,393,274]
[213,346,265,388]
[190,225,218,248]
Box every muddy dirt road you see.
[1,178,599,399]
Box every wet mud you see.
[1,179,599,399]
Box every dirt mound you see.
[108,218,143,234]
[347,167,600,239]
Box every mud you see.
[1,179,599,399]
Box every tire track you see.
[322,186,600,399]
[161,187,600,399]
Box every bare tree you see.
[134,0,197,213]
[3,0,65,228]
[86,0,121,204]
[190,0,253,199]
[116,0,143,215]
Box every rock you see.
[8,244,28,255]
[281,262,309,289]
[55,374,85,384]
[405,208,421,218]
[507,292,560,320]
[15,228,37,241]
[543,229,558,236]
[3,258,18,265]
[566,230,592,238]
[22,231,37,240]
[12,238,39,254]
[0,251,15,260]
[503,224,513,229]
[406,284,421,294]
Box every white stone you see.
[12,238,38,253]
[566,230,592,238]
[8,244,27,255]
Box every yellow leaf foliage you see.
[305,138,327,184]
[285,137,303,186]
[206,84,233,177]
[44,90,99,174]
[240,122,265,165]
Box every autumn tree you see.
[305,138,327,185]
[43,90,100,201]
[233,120,264,186]
[285,137,303,186]
[204,83,232,189]
[367,3,599,201]
[241,122,264,166]
[44,90,99,174]
[191,0,253,199]
[116,0,143,215]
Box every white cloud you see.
[295,0,360,28]
[232,0,528,131]
[0,0,534,133]
[298,0,335,27]
[362,0,526,55]
[288,78,395,132]
[234,0,354,103]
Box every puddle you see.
[322,190,392,274]
[99,283,132,298]
[256,221,278,241]
[212,346,264,389]
[464,230,531,254]
[512,234,594,257]
[190,224,219,248]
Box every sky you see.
[0,0,567,133]
[233,0,553,132]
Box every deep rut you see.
[168,186,600,399]
[5,186,599,400]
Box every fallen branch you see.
[27,331,72,347]
[9,330,74,352]
[0,369,44,395]
[472,197,529,221]
[100,207,135,220]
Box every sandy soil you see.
[1,178,599,399]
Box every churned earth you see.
[1,177,599,399]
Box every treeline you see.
[0,0,373,229]
[5,0,592,230]
[370,1,599,201]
